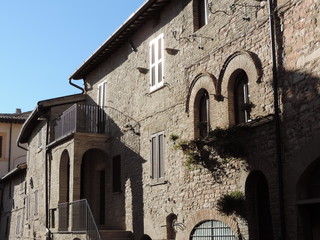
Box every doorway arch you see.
[245,171,273,240]
[81,148,107,226]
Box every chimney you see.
[16,108,22,114]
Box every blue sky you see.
[0,0,146,113]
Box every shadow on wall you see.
[85,95,146,239]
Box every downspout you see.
[8,123,12,172]
[267,0,286,239]
[45,118,51,239]
[69,79,85,94]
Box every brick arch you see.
[217,51,262,125]
[180,209,240,239]
[186,72,218,114]
[217,50,262,96]
[186,72,218,138]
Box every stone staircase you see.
[99,230,134,240]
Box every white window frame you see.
[97,81,107,108]
[203,0,209,26]
[149,33,164,92]
[150,131,165,182]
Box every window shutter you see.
[149,34,164,91]
[158,133,164,178]
[151,136,157,179]
[150,132,165,181]
[34,190,39,215]
[98,81,107,108]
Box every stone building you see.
[0,109,29,177]
[0,163,27,240]
[8,0,320,239]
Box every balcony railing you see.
[58,199,101,240]
[51,104,108,142]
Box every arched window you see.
[195,89,210,139]
[190,220,236,239]
[234,71,250,124]
[193,0,209,31]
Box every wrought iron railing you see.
[58,199,101,240]
[52,104,108,142]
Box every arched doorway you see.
[245,171,273,240]
[297,157,320,239]
[58,150,70,231]
[81,149,107,226]
[59,150,70,203]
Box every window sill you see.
[149,84,166,94]
[149,179,168,186]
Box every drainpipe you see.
[267,0,286,239]
[45,118,51,239]
[69,79,85,94]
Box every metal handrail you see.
[58,199,102,240]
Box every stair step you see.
[99,230,133,240]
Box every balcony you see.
[51,104,108,143]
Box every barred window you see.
[190,220,236,240]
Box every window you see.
[98,81,107,108]
[0,132,6,160]
[190,220,236,239]
[16,215,22,235]
[150,132,165,181]
[112,155,121,193]
[198,90,210,138]
[25,196,29,221]
[234,71,250,124]
[194,0,209,31]
[37,128,42,149]
[0,135,2,159]
[34,190,39,216]
[149,34,164,91]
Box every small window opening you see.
[234,71,250,124]
[198,90,210,138]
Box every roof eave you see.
[69,0,170,80]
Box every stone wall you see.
[83,0,282,239]
[278,0,320,239]
[0,171,26,239]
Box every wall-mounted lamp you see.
[137,67,149,74]
[129,40,137,52]
[165,48,179,55]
